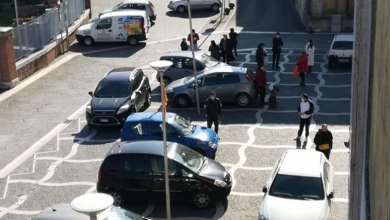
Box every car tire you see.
[143,89,152,108]
[235,93,251,107]
[177,5,186,13]
[193,148,205,156]
[328,60,334,69]
[211,3,220,12]
[83,36,94,46]
[174,94,191,108]
[191,189,213,209]
[108,191,125,206]
[128,37,138,46]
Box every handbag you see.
[292,65,298,78]
[319,144,330,150]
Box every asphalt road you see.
[0,0,351,219]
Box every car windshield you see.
[171,115,195,136]
[168,143,204,173]
[94,82,130,98]
[197,53,218,67]
[269,174,324,200]
[105,206,144,220]
[113,2,123,10]
[184,71,205,84]
[332,41,353,50]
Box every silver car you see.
[168,0,221,13]
[159,51,227,85]
[166,66,258,107]
[99,0,157,21]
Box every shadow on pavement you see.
[69,42,146,57]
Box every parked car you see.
[168,0,221,13]
[99,0,157,21]
[97,141,232,208]
[165,66,257,107]
[76,11,153,46]
[121,112,218,159]
[86,67,151,127]
[259,150,334,220]
[159,51,227,85]
[33,193,149,220]
[327,34,354,68]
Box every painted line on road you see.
[219,142,295,149]
[267,82,351,88]
[222,164,273,171]
[222,8,236,31]
[209,30,351,35]
[0,195,29,218]
[142,202,156,217]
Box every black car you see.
[97,141,232,208]
[86,67,151,127]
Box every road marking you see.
[230,191,264,197]
[222,164,273,171]
[219,142,296,149]
[222,8,236,31]
[142,202,156,217]
[0,195,30,217]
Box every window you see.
[161,57,180,69]
[221,74,240,84]
[332,41,353,50]
[130,122,149,136]
[96,18,112,29]
[168,143,204,174]
[101,154,150,175]
[151,123,178,138]
[203,75,218,86]
[94,82,130,98]
[150,156,179,176]
[122,3,145,10]
[105,206,144,220]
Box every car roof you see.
[204,66,247,75]
[102,67,137,82]
[100,10,147,19]
[125,112,177,122]
[107,140,175,157]
[278,150,324,178]
[33,204,88,220]
[160,51,206,59]
[123,0,149,4]
[334,35,354,42]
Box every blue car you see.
[121,112,219,159]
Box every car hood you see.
[261,195,329,220]
[187,125,218,143]
[199,158,226,180]
[100,7,114,16]
[77,23,93,32]
[91,97,128,111]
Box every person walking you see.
[314,124,333,159]
[180,38,189,51]
[187,29,200,51]
[208,40,220,61]
[229,28,239,56]
[296,50,308,86]
[256,43,268,68]
[305,39,315,73]
[220,35,234,64]
[255,66,267,105]
[204,91,222,134]
[272,32,284,69]
[294,94,314,142]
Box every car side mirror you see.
[328,192,334,199]
[88,91,93,96]
[262,186,268,193]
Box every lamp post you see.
[149,60,173,220]
[187,0,201,115]
[13,0,19,26]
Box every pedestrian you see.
[219,35,235,64]
[294,94,314,142]
[256,43,268,68]
[272,32,284,69]
[204,91,222,134]
[296,50,308,86]
[187,29,200,51]
[255,66,267,106]
[208,40,220,61]
[314,124,333,159]
[305,39,315,73]
[229,28,239,56]
[180,38,189,51]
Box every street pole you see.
[13,0,19,26]
[187,0,201,115]
[220,0,223,21]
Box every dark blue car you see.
[121,112,219,159]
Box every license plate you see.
[339,59,349,62]
[100,119,109,123]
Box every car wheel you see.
[235,93,251,107]
[174,95,191,108]
[328,60,334,68]
[193,148,205,156]
[128,37,138,46]
[191,189,213,209]
[177,5,186,13]
[83,36,94,46]
[109,191,124,206]
[143,89,152,108]
[211,3,220,12]
[163,76,171,86]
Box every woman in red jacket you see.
[255,66,267,105]
[296,50,308,86]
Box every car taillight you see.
[148,4,154,14]
[38,209,44,214]
[245,73,253,82]
[98,171,102,184]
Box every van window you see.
[332,41,353,50]
[102,154,150,175]
[130,122,149,136]
[96,18,112,30]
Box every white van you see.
[76,11,152,46]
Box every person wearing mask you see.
[180,38,189,51]
[294,94,314,142]
[272,32,284,69]
[187,29,200,51]
[208,40,220,61]
[256,43,268,68]
[255,66,267,106]
[229,28,239,56]
[220,35,234,64]
[296,50,308,86]
[204,91,222,134]
[305,39,315,73]
[314,124,333,159]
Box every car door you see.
[198,74,221,101]
[94,18,114,42]
[129,122,150,140]
[216,73,241,102]
[190,0,204,9]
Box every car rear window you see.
[332,41,353,50]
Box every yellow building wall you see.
[323,0,354,15]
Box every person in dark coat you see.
[297,50,308,86]
[256,43,266,68]
[255,66,267,105]
[314,124,333,159]
[229,28,239,56]
[219,35,235,64]
[294,94,314,142]
[208,40,220,61]
[204,91,222,134]
[272,32,284,69]
[180,38,189,51]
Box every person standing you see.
[314,124,333,159]
[305,39,315,73]
[294,94,314,142]
[220,35,234,64]
[255,66,267,105]
[204,91,222,134]
[229,28,239,56]
[272,32,284,69]
[180,38,189,51]
[208,40,220,61]
[256,43,268,68]
[296,50,308,86]
[187,29,200,51]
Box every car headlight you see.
[208,141,214,148]
[86,103,92,114]
[117,104,130,115]
[214,180,227,187]
[166,88,173,93]
[259,215,267,220]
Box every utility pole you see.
[13,0,19,26]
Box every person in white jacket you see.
[305,39,315,73]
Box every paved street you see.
[0,0,351,219]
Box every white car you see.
[259,150,334,220]
[99,0,157,21]
[327,34,354,68]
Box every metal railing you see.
[13,0,85,61]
